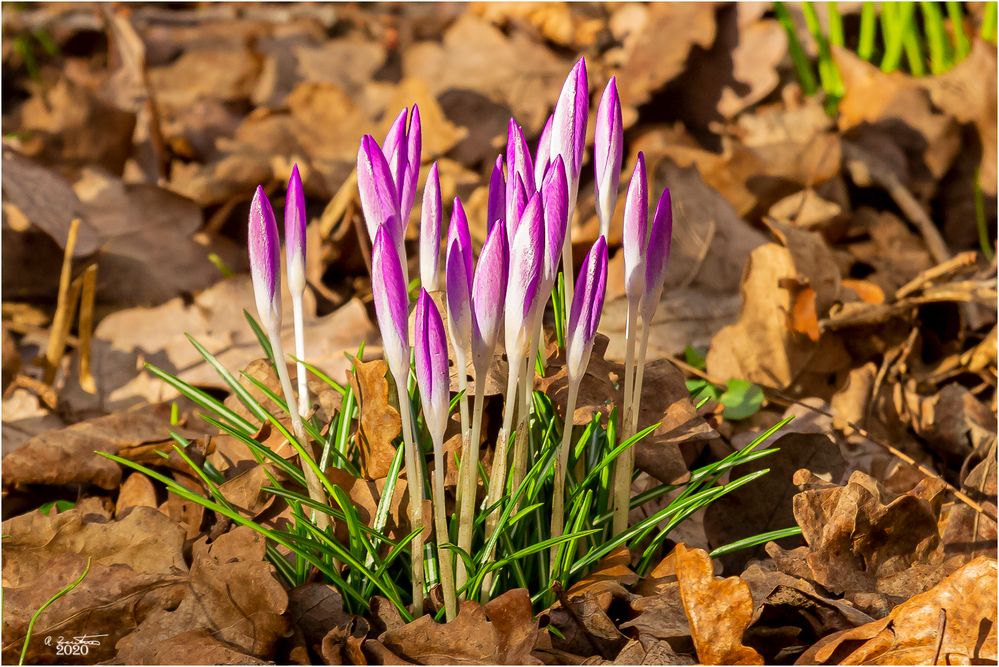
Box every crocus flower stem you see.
[629,319,653,437]
[456,372,486,592]
[551,236,608,565]
[551,379,580,558]
[508,355,533,502]
[267,322,330,533]
[612,303,640,534]
[560,222,575,335]
[430,428,457,620]
[393,376,427,617]
[290,295,309,416]
[480,360,521,601]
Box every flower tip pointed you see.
[248,185,280,326]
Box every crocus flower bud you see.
[540,156,569,288]
[446,236,472,355]
[623,153,648,306]
[504,192,545,362]
[566,236,608,384]
[249,186,282,329]
[402,105,422,226]
[506,119,535,227]
[534,114,553,187]
[371,224,410,382]
[420,162,442,291]
[383,108,409,201]
[640,189,673,321]
[507,176,529,241]
[357,135,401,245]
[487,154,506,232]
[551,58,588,205]
[471,222,508,373]
[383,106,422,232]
[415,289,450,443]
[447,197,474,287]
[594,77,623,238]
[285,164,307,296]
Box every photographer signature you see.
[44,634,107,655]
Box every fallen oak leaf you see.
[379,588,539,665]
[349,357,402,480]
[799,556,997,665]
[673,543,763,665]
[1,402,202,490]
[113,527,289,662]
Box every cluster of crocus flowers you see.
[247,56,673,618]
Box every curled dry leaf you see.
[350,357,402,480]
[289,584,351,658]
[672,543,763,665]
[770,470,950,606]
[799,556,997,665]
[1,402,202,490]
[379,588,539,665]
[707,220,850,389]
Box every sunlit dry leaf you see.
[380,589,539,665]
[350,358,401,480]
[772,470,948,603]
[673,543,763,665]
[801,556,997,665]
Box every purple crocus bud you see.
[371,224,410,381]
[550,58,588,203]
[446,236,472,354]
[623,153,648,306]
[506,176,529,241]
[420,162,442,291]
[594,77,623,237]
[540,156,568,287]
[357,135,401,245]
[487,154,506,232]
[471,222,508,372]
[504,192,545,362]
[505,119,535,228]
[447,197,474,287]
[249,186,282,328]
[383,106,422,231]
[383,108,409,199]
[640,189,673,321]
[402,105,422,227]
[534,114,553,187]
[285,164,307,296]
[566,236,608,384]
[415,288,450,443]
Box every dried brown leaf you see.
[800,556,997,665]
[673,544,763,665]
